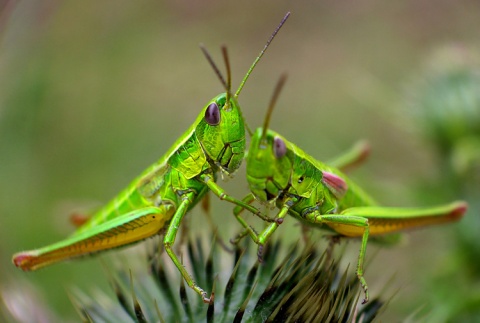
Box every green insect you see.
[234,75,468,304]
[12,13,290,303]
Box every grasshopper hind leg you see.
[12,207,166,271]
[307,212,371,304]
[163,191,212,303]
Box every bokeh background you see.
[1,1,479,321]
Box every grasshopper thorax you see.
[196,93,246,175]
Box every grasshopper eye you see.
[205,103,220,125]
[273,136,287,158]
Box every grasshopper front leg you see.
[255,198,296,261]
[200,174,275,223]
[232,196,297,262]
[230,193,262,244]
[230,192,281,248]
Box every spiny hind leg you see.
[163,191,211,303]
[13,207,164,271]
[307,212,370,304]
[176,213,191,254]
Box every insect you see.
[12,13,290,303]
[233,74,468,304]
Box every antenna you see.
[200,43,228,91]
[234,12,290,98]
[221,46,232,110]
[261,73,288,142]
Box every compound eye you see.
[205,103,220,125]
[273,136,287,158]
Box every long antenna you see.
[200,43,228,91]
[234,11,290,99]
[261,73,288,142]
[221,46,232,110]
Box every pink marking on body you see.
[322,171,348,199]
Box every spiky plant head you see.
[69,236,386,322]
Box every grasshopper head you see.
[196,93,246,175]
[246,128,292,202]
[196,13,290,177]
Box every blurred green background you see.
[1,1,479,321]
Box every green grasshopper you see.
[234,75,468,304]
[12,13,291,303]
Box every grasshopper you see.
[12,13,291,303]
[234,75,467,304]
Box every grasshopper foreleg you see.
[200,174,274,222]
[255,199,294,262]
[231,193,262,244]
[230,228,252,245]
[231,195,296,261]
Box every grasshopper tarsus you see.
[257,212,276,223]
[257,244,265,263]
[210,292,215,304]
[202,293,212,304]
[358,273,369,304]
[360,287,369,305]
